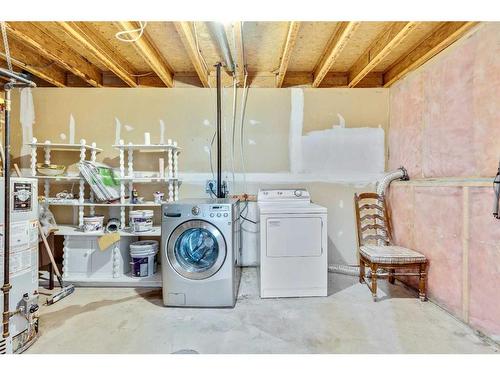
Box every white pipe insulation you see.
[328,167,409,276]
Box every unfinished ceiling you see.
[0,21,478,88]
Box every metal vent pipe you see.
[207,22,235,73]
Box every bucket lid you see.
[130,240,159,254]
[129,210,154,218]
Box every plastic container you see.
[83,215,104,232]
[129,210,154,232]
[130,240,159,277]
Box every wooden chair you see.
[354,192,428,301]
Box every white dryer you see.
[258,189,327,298]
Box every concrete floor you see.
[28,268,498,354]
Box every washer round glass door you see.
[167,220,227,280]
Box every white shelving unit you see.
[29,137,102,225]
[29,137,181,288]
[113,139,181,229]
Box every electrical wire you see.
[239,72,249,193]
[115,21,147,43]
[0,21,13,72]
[193,22,210,74]
[230,75,237,192]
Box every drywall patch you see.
[159,119,165,144]
[68,114,75,144]
[19,88,34,157]
[289,88,304,174]
[114,117,121,145]
[300,126,385,175]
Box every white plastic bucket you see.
[83,215,104,232]
[129,210,154,233]
[130,240,159,277]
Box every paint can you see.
[83,215,104,233]
[129,210,154,232]
[129,240,159,277]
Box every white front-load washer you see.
[258,189,328,298]
[161,199,241,307]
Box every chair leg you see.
[419,263,427,301]
[371,264,378,301]
[359,258,365,284]
[388,268,395,284]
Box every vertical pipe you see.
[216,63,223,198]
[2,87,11,339]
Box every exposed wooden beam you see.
[174,22,210,87]
[348,22,417,87]
[0,37,66,87]
[383,22,479,87]
[117,21,173,88]
[57,21,137,87]
[6,22,102,87]
[312,22,361,88]
[276,21,301,88]
[232,22,246,86]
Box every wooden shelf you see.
[53,224,161,237]
[58,267,162,288]
[29,142,102,152]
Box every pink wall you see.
[387,23,500,341]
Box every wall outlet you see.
[205,179,216,194]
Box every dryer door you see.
[167,220,227,280]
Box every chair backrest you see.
[354,192,392,248]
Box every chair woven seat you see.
[360,244,426,265]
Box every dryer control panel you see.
[257,189,310,203]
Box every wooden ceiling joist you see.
[57,21,137,87]
[383,21,479,87]
[233,22,246,86]
[276,21,301,88]
[0,37,66,87]
[6,22,102,87]
[312,22,361,88]
[348,22,417,87]
[174,22,210,87]
[117,21,173,88]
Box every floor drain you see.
[171,349,199,354]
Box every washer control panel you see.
[208,204,230,218]
[162,200,235,221]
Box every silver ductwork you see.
[376,166,409,196]
[207,22,235,74]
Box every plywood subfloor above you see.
[0,21,482,88]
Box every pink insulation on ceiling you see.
[387,23,500,340]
